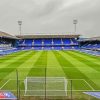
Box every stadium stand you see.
[0,31,100,56]
[79,37,100,49]
[44,38,52,45]
[79,37,100,56]
[0,31,18,55]
[16,34,79,50]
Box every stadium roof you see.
[16,34,80,39]
[91,36,100,40]
[78,36,100,41]
[0,31,18,39]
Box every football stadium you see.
[0,31,100,100]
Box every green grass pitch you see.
[0,50,100,98]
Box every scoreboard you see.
[0,91,16,100]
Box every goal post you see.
[24,78,27,94]
[24,77,68,96]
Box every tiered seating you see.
[79,39,100,55]
[33,39,42,50]
[79,49,100,56]
[34,39,42,45]
[53,39,61,45]
[34,46,42,50]
[82,43,100,49]
[64,46,72,49]
[0,48,18,55]
[74,45,79,49]
[43,46,52,50]
[0,39,18,55]
[71,38,78,44]
[17,38,79,50]
[25,39,33,46]
[54,46,62,50]
[0,39,12,50]
[96,44,100,48]
[62,38,71,44]
[44,39,52,45]
[18,39,25,46]
[62,38,79,50]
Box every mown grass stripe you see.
[61,51,97,73]
[64,51,100,89]
[53,51,86,90]
[0,51,32,66]
[70,50,100,65]
[47,51,66,77]
[0,51,32,68]
[27,51,47,77]
[66,51,100,72]
[17,51,43,78]
[74,50,100,60]
[0,51,35,80]
[53,51,86,78]
[0,51,43,90]
[0,51,27,62]
[58,51,99,90]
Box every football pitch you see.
[0,50,100,99]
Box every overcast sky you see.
[0,0,100,37]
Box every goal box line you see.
[0,78,98,92]
[2,67,89,68]
[0,90,99,92]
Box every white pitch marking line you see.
[68,79,84,81]
[83,79,95,91]
[0,79,10,89]
[1,89,100,92]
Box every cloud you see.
[0,0,100,37]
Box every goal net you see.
[24,77,68,96]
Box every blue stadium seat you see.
[62,38,71,44]
[16,38,79,50]
[71,38,78,45]
[54,46,62,50]
[34,39,42,45]
[44,39,52,45]
[64,46,72,50]
[43,46,52,50]
[25,39,33,46]
[34,46,42,50]
[53,38,62,45]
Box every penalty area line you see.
[83,79,95,91]
[0,79,10,89]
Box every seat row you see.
[18,38,78,46]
